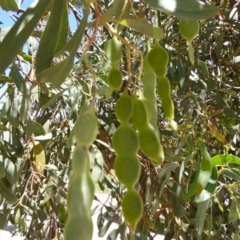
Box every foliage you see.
[0,0,240,239]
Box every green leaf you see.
[10,63,30,94]
[170,191,185,217]
[211,154,240,167]
[38,6,89,87]
[119,19,165,39]
[26,120,45,136]
[182,160,200,200]
[144,0,219,20]
[98,221,112,237]
[0,27,11,41]
[222,168,240,181]
[0,0,18,11]
[42,89,68,110]
[7,98,21,128]
[4,158,18,184]
[0,75,12,84]
[0,0,51,74]
[36,0,69,74]
[0,180,18,203]
[92,149,104,182]
[229,197,240,223]
[196,143,212,195]
[195,199,210,236]
[158,162,178,179]
[0,160,5,179]
[205,167,218,194]
[198,61,209,79]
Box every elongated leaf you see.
[229,197,240,223]
[205,167,218,194]
[38,6,90,87]
[0,27,11,41]
[36,0,69,74]
[145,0,219,20]
[119,19,165,39]
[0,180,18,203]
[195,199,210,236]
[222,168,240,181]
[0,0,18,11]
[158,162,178,179]
[0,0,51,74]
[20,96,30,123]
[196,143,212,195]
[10,63,30,94]
[42,89,67,110]
[4,158,18,184]
[182,161,200,200]
[211,154,240,167]
[0,75,12,83]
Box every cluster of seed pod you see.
[113,91,143,231]
[132,94,164,166]
[148,43,175,122]
[104,36,123,91]
[64,106,98,240]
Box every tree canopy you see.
[0,0,240,239]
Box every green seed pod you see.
[114,154,141,189]
[115,92,133,123]
[179,19,199,42]
[142,54,158,130]
[108,67,123,90]
[112,124,139,155]
[138,124,164,165]
[104,36,122,64]
[65,146,95,240]
[64,214,93,240]
[162,99,175,121]
[158,76,170,98]
[122,189,143,231]
[68,147,94,214]
[74,107,98,147]
[158,76,174,120]
[132,96,149,130]
[148,44,169,77]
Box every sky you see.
[0,0,33,28]
[0,0,79,100]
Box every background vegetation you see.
[0,0,240,239]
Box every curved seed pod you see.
[179,19,199,42]
[122,189,143,231]
[132,96,149,131]
[108,67,123,90]
[148,43,169,77]
[114,154,141,189]
[142,54,158,130]
[104,36,122,65]
[74,107,98,147]
[71,147,94,210]
[65,146,95,240]
[115,92,133,123]
[112,124,139,154]
[158,76,174,120]
[138,124,164,165]
[64,213,93,240]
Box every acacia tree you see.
[0,0,240,239]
